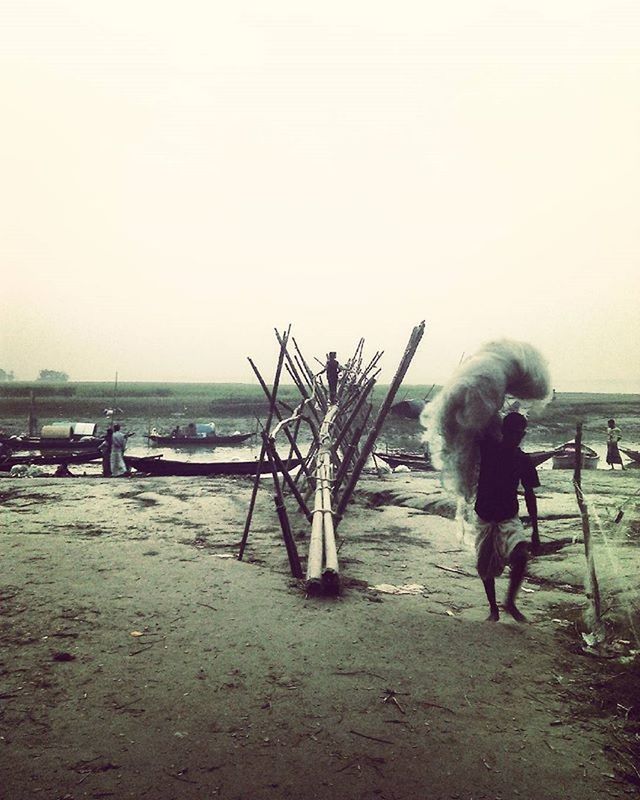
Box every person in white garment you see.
[110,424,128,477]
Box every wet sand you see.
[1,467,639,799]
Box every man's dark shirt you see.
[474,438,540,523]
[326,360,340,383]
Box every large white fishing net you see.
[421,339,552,502]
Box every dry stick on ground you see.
[573,421,605,640]
[238,325,290,561]
[335,321,425,522]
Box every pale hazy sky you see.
[1,1,639,391]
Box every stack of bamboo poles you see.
[239,321,426,597]
[306,407,340,595]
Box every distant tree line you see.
[37,369,69,382]
[0,369,15,381]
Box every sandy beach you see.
[1,464,639,800]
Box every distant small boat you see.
[145,432,254,448]
[373,451,435,472]
[620,447,640,465]
[552,442,599,470]
[0,450,102,472]
[125,454,300,477]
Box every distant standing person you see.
[110,424,128,477]
[474,412,541,623]
[100,427,113,477]
[606,418,624,470]
[323,352,343,404]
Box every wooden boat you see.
[620,447,640,464]
[125,454,300,477]
[145,432,254,447]
[0,435,104,453]
[0,450,103,472]
[373,451,435,472]
[527,448,561,467]
[552,442,599,470]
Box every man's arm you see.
[524,487,540,550]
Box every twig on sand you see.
[163,769,199,785]
[129,643,157,656]
[333,669,387,681]
[419,700,456,714]
[349,729,394,745]
[432,563,474,578]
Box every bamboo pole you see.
[335,321,425,520]
[573,422,604,639]
[265,440,303,579]
[238,326,290,560]
[247,357,310,478]
[264,433,312,522]
[320,454,340,595]
[305,406,340,594]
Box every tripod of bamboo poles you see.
[239,321,426,596]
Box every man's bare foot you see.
[486,607,500,622]
[504,602,527,622]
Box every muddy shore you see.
[1,465,639,799]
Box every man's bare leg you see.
[504,543,528,622]
[482,578,500,621]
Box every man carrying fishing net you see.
[474,411,540,622]
[423,339,551,624]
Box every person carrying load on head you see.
[473,412,540,623]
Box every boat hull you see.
[0,451,103,472]
[146,433,254,448]
[373,452,435,471]
[0,437,104,453]
[125,455,300,477]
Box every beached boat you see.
[0,450,103,472]
[552,442,599,470]
[620,447,640,464]
[145,432,254,448]
[125,455,300,477]
[527,448,561,467]
[0,421,105,453]
[0,435,104,452]
[373,451,435,471]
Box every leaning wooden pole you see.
[238,326,290,560]
[335,321,425,521]
[573,422,604,639]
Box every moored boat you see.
[125,454,300,477]
[0,435,104,452]
[552,442,599,470]
[373,451,435,471]
[527,448,561,467]
[145,432,254,447]
[620,447,640,465]
[0,450,103,472]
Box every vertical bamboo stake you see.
[573,422,604,639]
